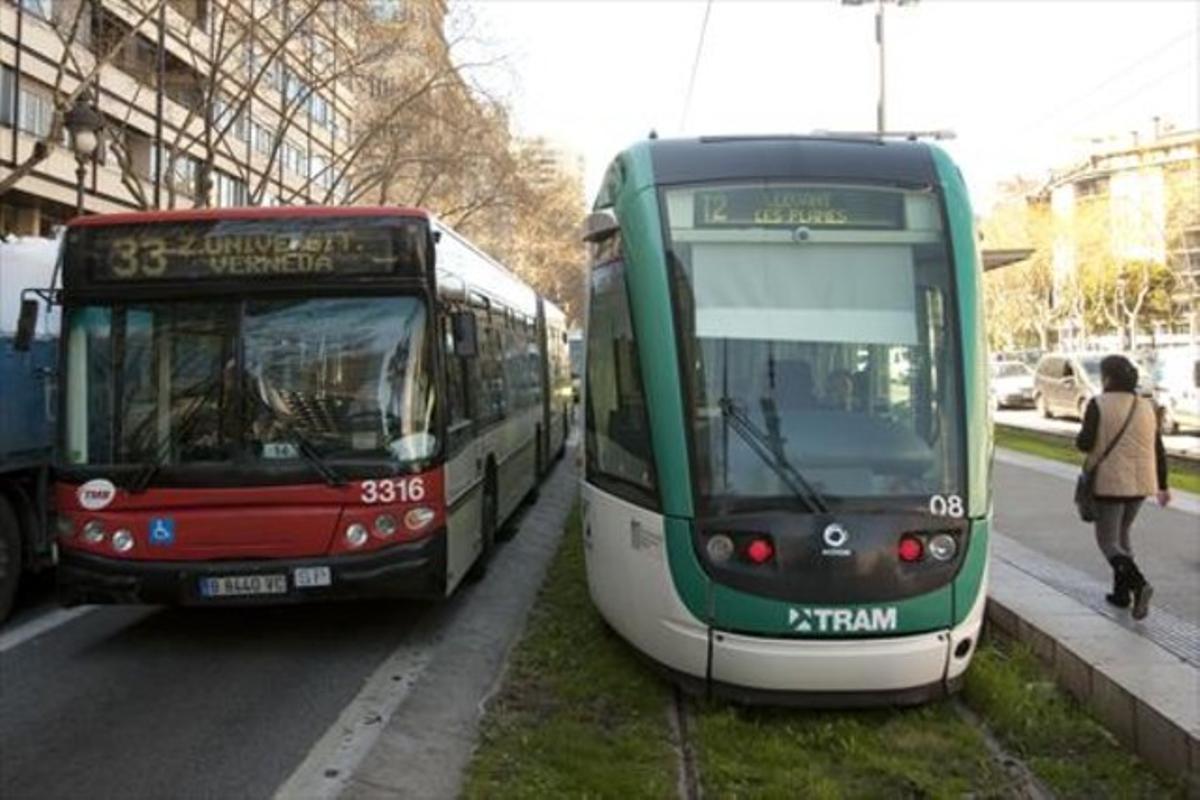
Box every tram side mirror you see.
[14,299,39,352]
[581,209,619,243]
[452,311,478,357]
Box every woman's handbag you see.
[1075,398,1139,522]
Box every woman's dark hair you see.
[1100,354,1138,392]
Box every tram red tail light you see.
[745,537,775,565]
[898,535,924,563]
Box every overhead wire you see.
[1017,27,1197,137]
[679,0,714,134]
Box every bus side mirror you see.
[453,311,477,357]
[14,299,39,352]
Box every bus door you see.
[441,307,483,591]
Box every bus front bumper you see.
[56,534,446,606]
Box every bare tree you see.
[0,0,168,198]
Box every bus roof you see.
[639,135,938,188]
[67,205,429,228]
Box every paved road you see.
[995,407,1200,458]
[994,449,1200,626]
[0,450,578,800]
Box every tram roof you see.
[643,136,939,186]
[66,205,430,228]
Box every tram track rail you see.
[669,686,703,800]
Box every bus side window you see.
[443,315,472,453]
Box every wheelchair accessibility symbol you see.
[149,517,175,547]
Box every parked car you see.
[990,360,1035,409]
[1033,352,1153,421]
[1149,349,1200,434]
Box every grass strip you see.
[692,693,1010,798]
[963,633,1185,798]
[463,504,677,799]
[995,424,1200,494]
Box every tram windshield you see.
[63,296,434,469]
[662,183,965,511]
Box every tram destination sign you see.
[77,218,422,283]
[694,187,905,230]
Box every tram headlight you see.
[705,534,735,563]
[82,520,106,544]
[745,537,775,565]
[374,514,398,538]
[111,529,135,553]
[928,533,957,562]
[898,534,924,563]
[345,523,370,549]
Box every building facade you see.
[1043,128,1200,342]
[1,0,359,236]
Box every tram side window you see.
[585,256,657,506]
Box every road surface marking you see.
[0,607,95,654]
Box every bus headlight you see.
[928,533,957,562]
[345,523,369,548]
[374,514,398,538]
[56,516,76,540]
[404,507,436,532]
[705,534,734,563]
[111,529,135,553]
[82,520,106,544]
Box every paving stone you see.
[1136,703,1191,778]
[1091,669,1138,749]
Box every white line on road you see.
[995,448,1200,515]
[0,606,95,654]
[272,625,440,800]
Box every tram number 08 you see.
[361,478,425,504]
[929,494,964,518]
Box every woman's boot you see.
[1127,559,1154,620]
[1105,556,1131,608]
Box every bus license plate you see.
[293,566,332,588]
[200,574,287,597]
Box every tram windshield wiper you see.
[717,396,829,513]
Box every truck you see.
[1,235,60,622]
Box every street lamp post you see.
[842,0,918,134]
[63,89,103,216]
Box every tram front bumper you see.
[57,533,447,606]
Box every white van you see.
[1151,349,1200,433]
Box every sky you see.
[455,0,1199,211]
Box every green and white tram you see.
[580,136,990,705]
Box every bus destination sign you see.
[81,219,418,282]
[694,187,905,230]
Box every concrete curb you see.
[986,554,1199,793]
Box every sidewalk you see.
[987,531,1200,789]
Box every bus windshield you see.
[64,296,434,469]
[662,182,964,511]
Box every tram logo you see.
[821,523,852,557]
[788,606,897,634]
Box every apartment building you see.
[1042,127,1200,336]
[0,0,359,236]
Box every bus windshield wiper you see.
[251,394,346,488]
[128,379,223,494]
[718,396,829,513]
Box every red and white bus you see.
[48,206,570,605]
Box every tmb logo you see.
[77,479,117,511]
[788,606,898,634]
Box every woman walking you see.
[1075,355,1171,620]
